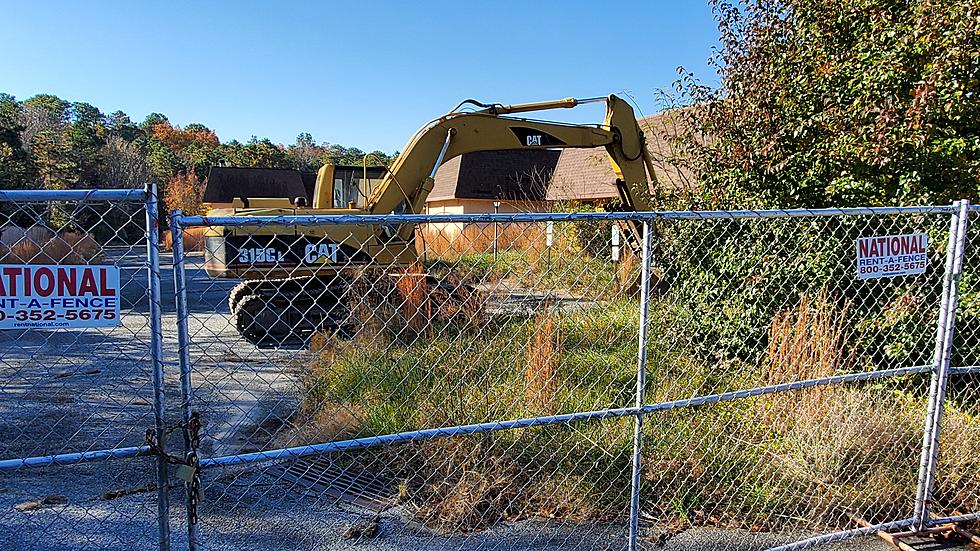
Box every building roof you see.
[203,166,381,206]
[428,150,561,202]
[547,149,619,201]
[546,111,697,201]
[203,167,311,204]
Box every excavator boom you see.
[366,94,656,239]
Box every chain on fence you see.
[0,188,169,551]
[169,206,975,550]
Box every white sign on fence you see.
[611,224,620,262]
[855,233,928,280]
[0,265,121,329]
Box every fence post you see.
[170,210,200,550]
[628,220,653,551]
[144,183,171,551]
[914,200,970,530]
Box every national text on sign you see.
[0,266,117,298]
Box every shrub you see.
[655,215,949,370]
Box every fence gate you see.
[168,204,978,551]
[0,187,170,551]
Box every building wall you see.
[424,198,548,215]
[418,198,549,258]
[423,198,548,236]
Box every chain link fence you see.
[167,204,977,550]
[0,187,170,550]
[1,192,975,550]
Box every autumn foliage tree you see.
[146,121,222,182]
[163,172,207,216]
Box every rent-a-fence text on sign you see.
[856,233,928,280]
[0,265,121,329]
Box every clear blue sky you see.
[0,1,720,153]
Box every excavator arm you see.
[364,94,658,240]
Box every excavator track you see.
[228,271,483,348]
[228,279,267,315]
[230,276,351,348]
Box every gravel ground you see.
[0,248,941,550]
[0,463,896,551]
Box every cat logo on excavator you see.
[303,243,342,264]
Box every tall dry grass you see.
[760,289,853,436]
[617,248,641,297]
[395,263,431,335]
[753,290,923,524]
[418,222,546,259]
[765,289,851,384]
[162,227,207,252]
[0,232,100,264]
[526,301,561,415]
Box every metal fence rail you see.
[0,186,170,550]
[168,203,977,551]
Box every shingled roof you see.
[547,111,696,201]
[203,167,311,204]
[428,150,561,202]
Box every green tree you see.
[673,0,980,209]
[223,137,290,168]
[146,135,184,182]
[0,94,36,187]
[184,123,212,134]
[106,110,142,142]
[0,92,395,192]
[31,129,78,189]
[67,101,106,185]
[319,144,393,167]
[15,95,76,189]
[21,94,68,118]
[140,113,169,133]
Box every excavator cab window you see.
[330,166,387,209]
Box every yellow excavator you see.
[202,94,658,346]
